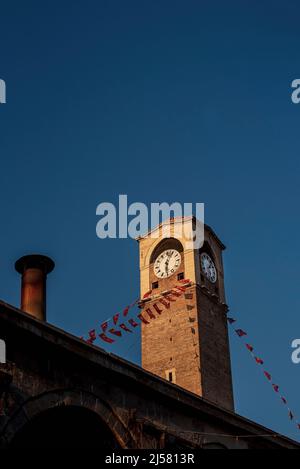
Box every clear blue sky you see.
[1,0,300,441]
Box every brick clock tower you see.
[138,217,234,411]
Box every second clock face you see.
[200,252,217,283]
[154,249,181,279]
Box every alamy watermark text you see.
[96,195,205,250]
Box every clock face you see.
[154,249,181,279]
[200,253,217,283]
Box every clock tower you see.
[138,217,234,411]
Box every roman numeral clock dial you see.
[154,249,181,279]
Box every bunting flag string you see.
[81,279,192,346]
[227,316,300,432]
[81,283,300,433]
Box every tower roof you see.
[136,216,226,250]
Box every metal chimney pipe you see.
[15,255,55,321]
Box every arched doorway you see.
[10,405,120,449]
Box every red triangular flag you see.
[128,318,139,328]
[281,397,287,405]
[88,329,97,341]
[174,286,187,293]
[235,329,247,337]
[153,303,163,315]
[99,333,115,344]
[137,313,150,324]
[272,384,279,393]
[255,357,264,365]
[163,294,177,303]
[264,371,272,381]
[170,288,183,298]
[143,290,152,299]
[179,278,190,284]
[246,344,254,352]
[119,323,132,333]
[145,308,156,320]
[227,318,236,324]
[123,306,130,317]
[108,328,122,337]
[101,321,108,332]
[159,298,171,309]
[113,313,119,325]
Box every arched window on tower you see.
[199,243,219,297]
[149,238,185,290]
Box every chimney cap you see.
[15,255,55,275]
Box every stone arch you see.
[149,238,184,265]
[1,388,136,449]
[10,406,118,448]
[144,234,188,269]
[199,240,220,270]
